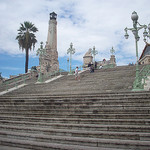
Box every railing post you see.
[23,75,26,84]
[6,81,8,91]
[15,78,17,88]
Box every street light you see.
[67,43,75,74]
[36,42,46,82]
[124,11,150,91]
[67,58,69,72]
[91,46,98,68]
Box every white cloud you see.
[0,0,150,66]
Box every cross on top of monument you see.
[110,47,115,55]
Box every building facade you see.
[139,43,150,65]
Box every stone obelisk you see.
[40,12,59,74]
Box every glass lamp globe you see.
[131,11,138,21]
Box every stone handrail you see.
[139,64,150,88]
[103,64,116,69]
[41,69,67,82]
[1,71,37,91]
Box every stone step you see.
[0,121,150,136]
[0,128,150,149]
[0,113,150,119]
[0,130,150,148]
[0,104,149,109]
[7,86,132,95]
[1,91,150,99]
[1,88,149,95]
[0,122,150,133]
[1,102,149,108]
[0,108,149,114]
[0,129,144,144]
[0,145,31,150]
[0,96,150,104]
[0,116,149,126]
[1,96,150,103]
[0,136,129,150]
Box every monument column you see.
[41,12,59,74]
[47,12,57,49]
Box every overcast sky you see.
[0,0,150,77]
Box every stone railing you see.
[133,64,150,90]
[140,65,150,88]
[39,69,68,82]
[0,71,37,91]
[102,64,116,69]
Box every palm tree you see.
[16,21,38,73]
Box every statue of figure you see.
[83,48,93,68]
[84,48,92,57]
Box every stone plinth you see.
[110,55,116,66]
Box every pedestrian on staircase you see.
[75,66,80,81]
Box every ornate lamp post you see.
[143,23,150,42]
[124,11,150,91]
[67,43,75,74]
[91,46,98,68]
[67,58,69,72]
[36,42,46,82]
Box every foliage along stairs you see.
[0,65,150,149]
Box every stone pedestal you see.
[110,55,116,66]
[40,46,59,73]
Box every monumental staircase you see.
[0,65,150,150]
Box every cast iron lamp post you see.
[124,11,150,91]
[67,58,69,72]
[67,43,75,74]
[91,46,98,68]
[36,42,46,82]
[143,23,150,42]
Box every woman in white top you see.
[75,66,80,81]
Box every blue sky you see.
[0,0,150,78]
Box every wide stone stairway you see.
[0,66,150,150]
[6,65,137,95]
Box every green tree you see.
[16,21,38,73]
